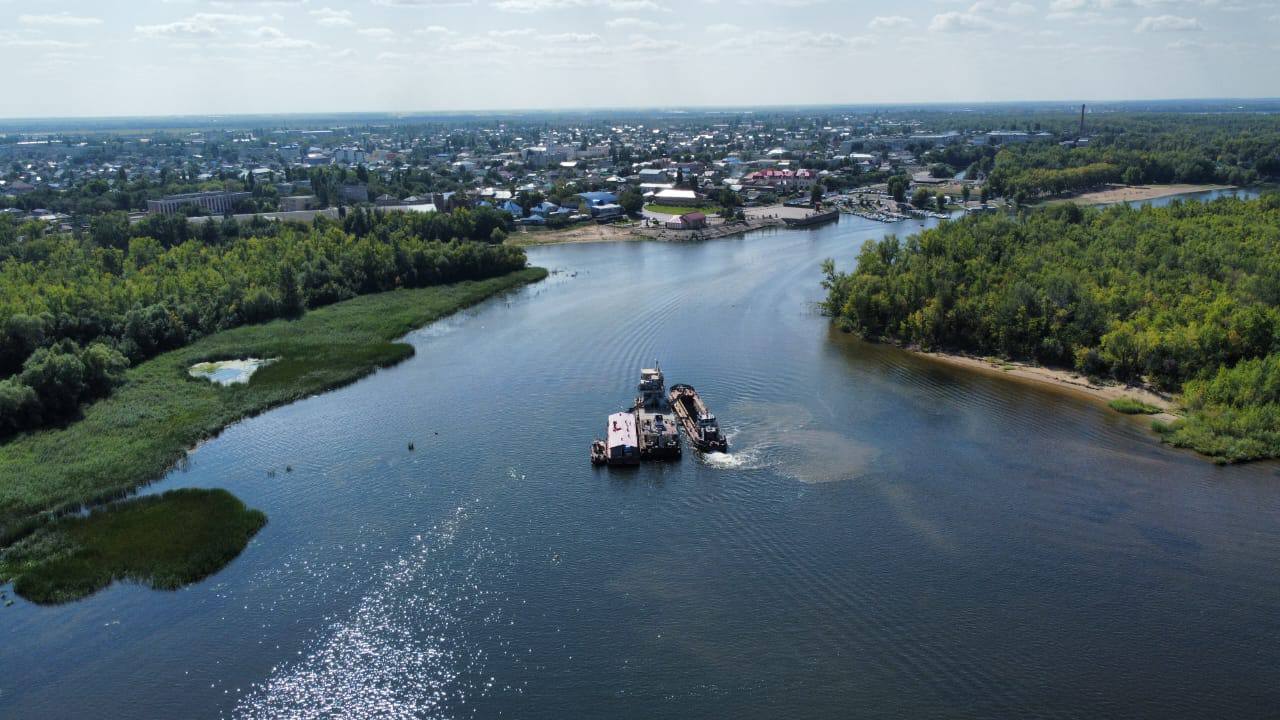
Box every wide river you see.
[6,191,1280,719]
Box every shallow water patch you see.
[189,358,279,386]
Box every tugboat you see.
[668,384,728,453]
[590,439,608,465]
[634,366,682,461]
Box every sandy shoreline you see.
[508,215,783,247]
[1055,183,1234,206]
[908,347,1180,422]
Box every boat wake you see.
[697,428,768,471]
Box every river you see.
[4,194,1279,719]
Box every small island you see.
[0,488,265,604]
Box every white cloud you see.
[19,13,104,27]
[970,1,1036,16]
[357,27,398,40]
[1135,14,1204,31]
[929,12,1009,32]
[868,16,914,30]
[607,17,664,30]
[492,0,666,12]
[135,13,265,38]
[309,8,354,27]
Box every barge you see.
[784,209,839,227]
[593,411,640,466]
[634,366,682,461]
[668,384,728,453]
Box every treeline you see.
[985,118,1280,202]
[822,194,1280,462]
[2,172,278,217]
[0,210,528,437]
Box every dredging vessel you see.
[668,384,728,453]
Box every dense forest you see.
[0,209,528,438]
[822,194,1280,462]
[983,114,1280,202]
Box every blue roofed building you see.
[577,191,618,208]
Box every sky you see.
[0,0,1277,118]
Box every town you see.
[2,107,1071,238]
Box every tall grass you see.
[1,488,265,604]
[1108,397,1162,415]
[0,268,547,543]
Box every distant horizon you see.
[2,96,1279,128]
[2,1,1277,119]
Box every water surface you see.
[3,203,1279,719]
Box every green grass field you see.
[0,268,547,544]
[644,204,722,217]
[1,488,266,604]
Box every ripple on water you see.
[234,504,502,720]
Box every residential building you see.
[146,190,252,215]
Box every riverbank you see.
[508,215,784,247]
[907,347,1179,423]
[0,268,548,545]
[508,222,643,246]
[1050,183,1234,206]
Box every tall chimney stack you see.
[1080,104,1086,138]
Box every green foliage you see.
[823,194,1280,462]
[0,267,546,543]
[1109,397,1162,415]
[618,190,644,214]
[887,175,909,203]
[911,187,932,209]
[0,214,529,437]
[1158,354,1280,462]
[0,488,265,604]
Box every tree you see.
[19,344,87,419]
[887,175,909,203]
[618,190,643,214]
[79,343,129,399]
[962,185,972,203]
[278,264,304,318]
[90,212,132,250]
[810,183,825,207]
[911,187,932,209]
[1,314,48,376]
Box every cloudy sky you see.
[0,0,1276,118]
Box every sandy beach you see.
[909,348,1180,422]
[1054,184,1234,206]
[507,213,784,247]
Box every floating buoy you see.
[408,442,415,451]
[285,465,293,473]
